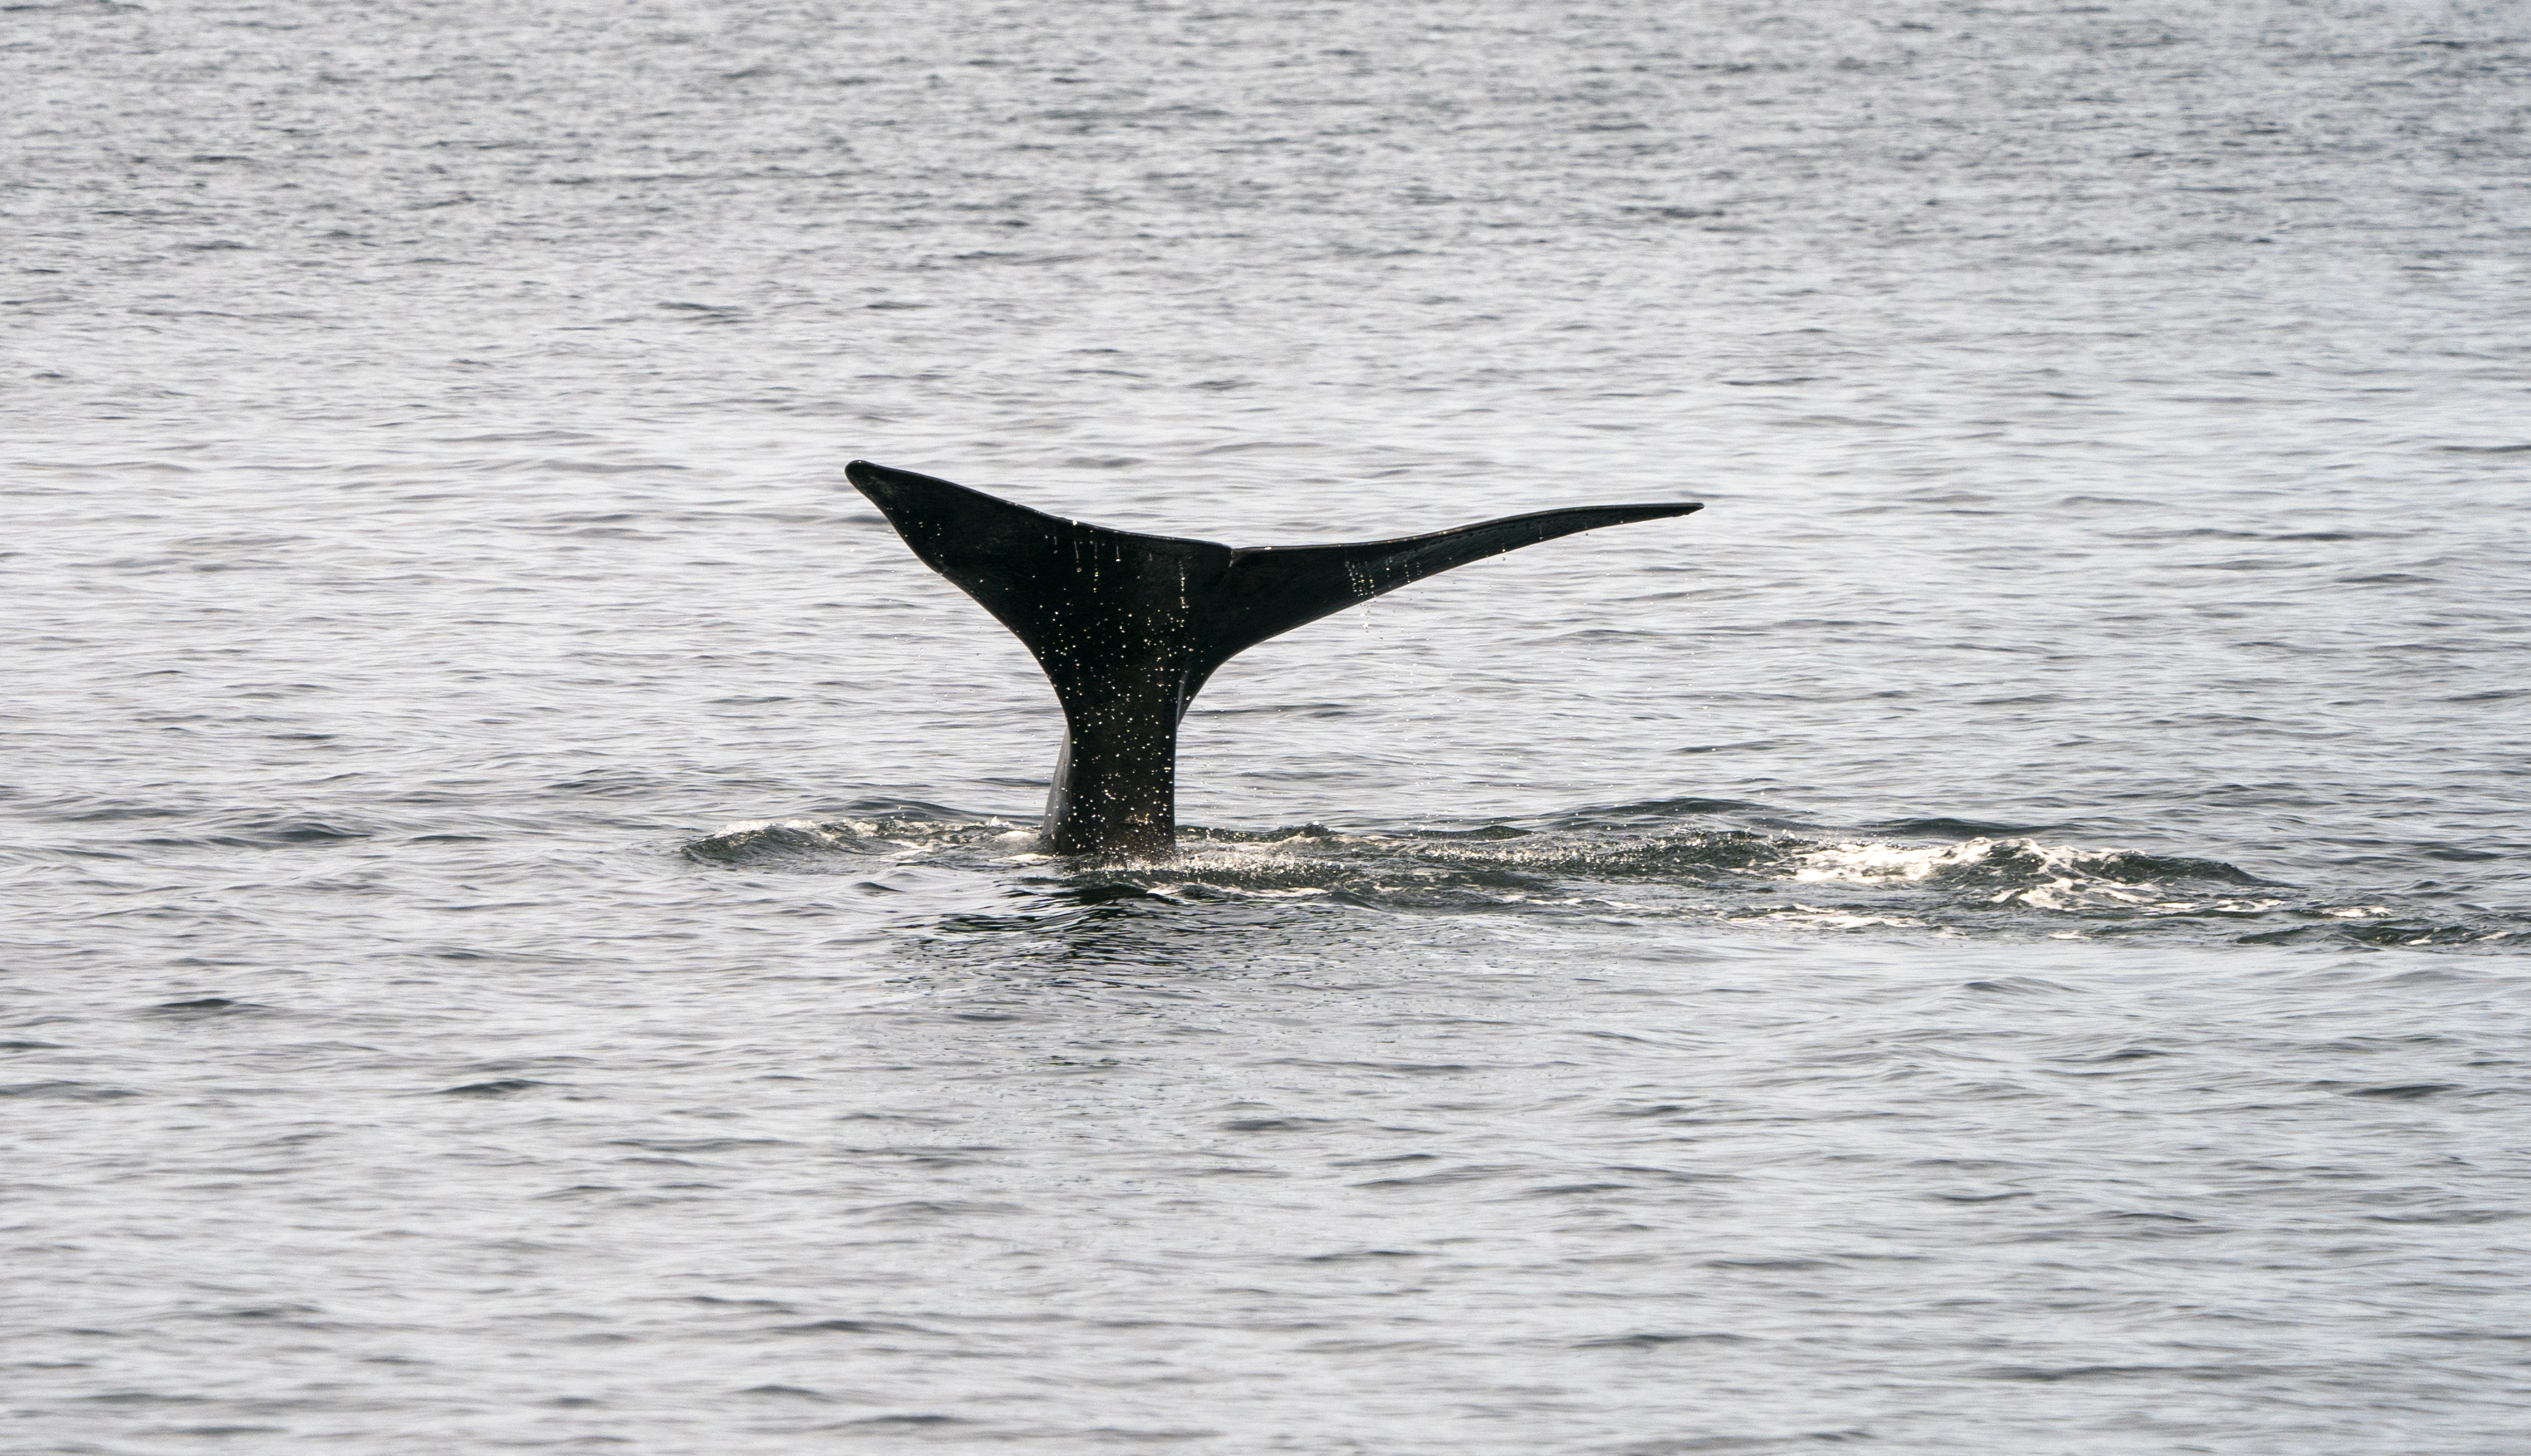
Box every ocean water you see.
[6,1,2528,1450]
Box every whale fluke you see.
[846,460,1701,857]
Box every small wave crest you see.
[682,804,1034,869]
[1791,837,2274,911]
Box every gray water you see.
[6,1,2530,1451]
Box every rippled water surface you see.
[8,1,2529,1451]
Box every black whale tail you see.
[846,459,1701,857]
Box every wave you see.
[679,802,2525,953]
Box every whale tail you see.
[846,460,1700,856]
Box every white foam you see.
[1791,840,1996,884]
[1148,882,1330,902]
[1783,836,2281,916]
[710,816,842,840]
[1731,903,1927,930]
[1790,836,2097,909]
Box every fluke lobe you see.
[847,460,1702,857]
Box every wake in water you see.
[682,800,2522,953]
